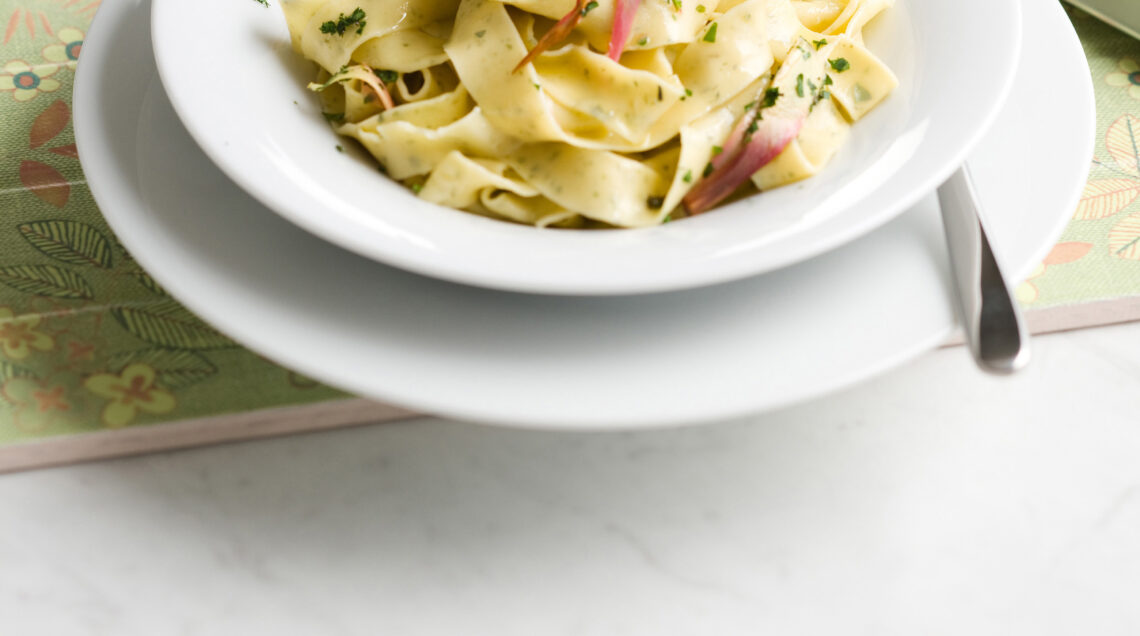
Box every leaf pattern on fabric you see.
[0,264,93,299]
[28,99,68,149]
[18,160,70,207]
[1105,114,1140,176]
[1043,242,1093,265]
[18,220,113,268]
[1109,213,1140,260]
[111,300,234,350]
[1074,179,1140,220]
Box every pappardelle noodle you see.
[282,0,898,228]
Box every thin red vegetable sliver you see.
[607,0,642,61]
[513,0,590,73]
[683,116,803,215]
[709,112,756,172]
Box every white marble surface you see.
[2,322,1140,635]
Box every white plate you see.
[76,0,1091,429]
[148,0,1021,296]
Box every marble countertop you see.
[3,322,1140,635]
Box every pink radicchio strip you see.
[682,115,803,215]
[357,65,396,110]
[607,0,642,61]
[514,0,590,72]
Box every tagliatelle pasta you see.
[282,0,898,228]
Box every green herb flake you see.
[743,101,756,111]
[638,36,649,46]
[322,112,345,122]
[336,144,344,152]
[662,214,673,224]
[376,69,398,83]
[254,0,269,6]
[703,162,715,178]
[760,87,781,109]
[813,38,827,50]
[319,7,367,36]
[682,170,693,183]
[581,0,599,16]
[829,57,850,72]
[796,73,805,97]
[647,195,665,209]
[411,183,423,193]
[746,120,759,135]
[711,145,723,155]
[823,75,834,87]
[534,83,541,90]
[668,0,682,11]
[475,29,486,38]
[695,3,705,11]
[702,22,718,43]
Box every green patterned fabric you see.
[0,1,1137,442]
[0,1,346,440]
[1019,6,1140,307]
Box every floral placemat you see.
[1019,5,1140,324]
[0,1,1137,472]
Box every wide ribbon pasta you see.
[284,0,897,227]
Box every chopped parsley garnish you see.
[695,3,705,11]
[823,75,834,86]
[685,88,693,97]
[683,170,693,183]
[581,1,599,16]
[377,69,398,83]
[475,29,486,38]
[322,112,345,122]
[336,144,344,152]
[703,22,718,43]
[647,195,665,209]
[638,36,649,46]
[744,101,757,111]
[411,183,423,193]
[253,0,269,6]
[829,57,850,72]
[760,87,781,108]
[320,8,367,36]
[746,120,759,135]
[663,214,673,224]
[796,73,805,97]
[813,38,827,50]
[711,145,723,155]
[669,0,682,11]
[703,162,715,178]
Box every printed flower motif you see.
[1,378,74,433]
[41,28,84,70]
[84,363,175,428]
[1106,58,1140,101]
[0,60,60,102]
[0,307,54,360]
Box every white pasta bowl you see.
[151,0,1021,296]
